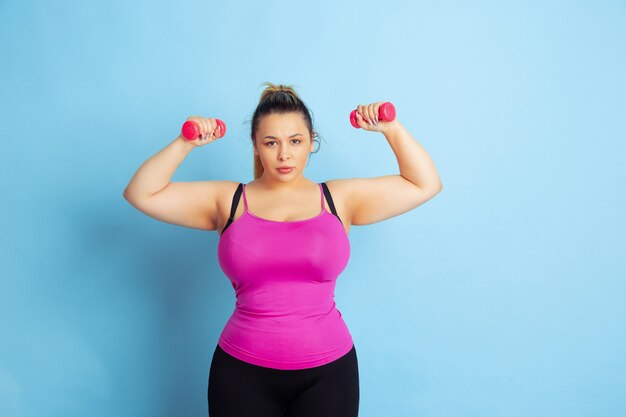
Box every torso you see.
[216,179,351,237]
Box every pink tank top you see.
[217,182,353,370]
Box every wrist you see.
[382,120,402,136]
[175,135,195,153]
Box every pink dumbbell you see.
[181,119,227,141]
[350,102,396,128]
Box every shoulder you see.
[215,180,243,202]
[323,178,351,192]
[321,178,357,223]
[206,180,243,215]
[323,178,356,202]
[212,180,246,232]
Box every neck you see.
[255,174,313,193]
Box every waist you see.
[218,306,354,370]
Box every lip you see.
[277,167,294,173]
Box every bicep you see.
[124,181,223,231]
[339,175,442,226]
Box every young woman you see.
[123,82,443,417]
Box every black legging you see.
[208,343,360,417]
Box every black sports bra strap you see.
[223,183,343,235]
[222,183,243,235]
[321,182,343,226]
[229,183,244,219]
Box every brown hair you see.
[250,82,321,179]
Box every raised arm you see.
[123,117,225,231]
[335,107,443,226]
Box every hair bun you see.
[259,82,300,102]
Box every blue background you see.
[1,1,625,416]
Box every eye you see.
[264,139,302,146]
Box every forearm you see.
[123,135,195,200]
[383,121,443,191]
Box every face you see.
[253,112,315,181]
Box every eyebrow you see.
[263,133,304,140]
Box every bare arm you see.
[122,134,223,231]
[123,136,195,199]
[338,106,443,226]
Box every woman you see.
[123,82,443,417]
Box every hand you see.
[354,102,397,134]
[182,116,222,146]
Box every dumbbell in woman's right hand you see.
[181,117,227,144]
[349,102,396,129]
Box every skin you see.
[123,103,442,238]
[220,111,342,233]
[181,111,330,230]
[213,105,440,236]
[251,112,317,193]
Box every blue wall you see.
[1,1,625,416]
